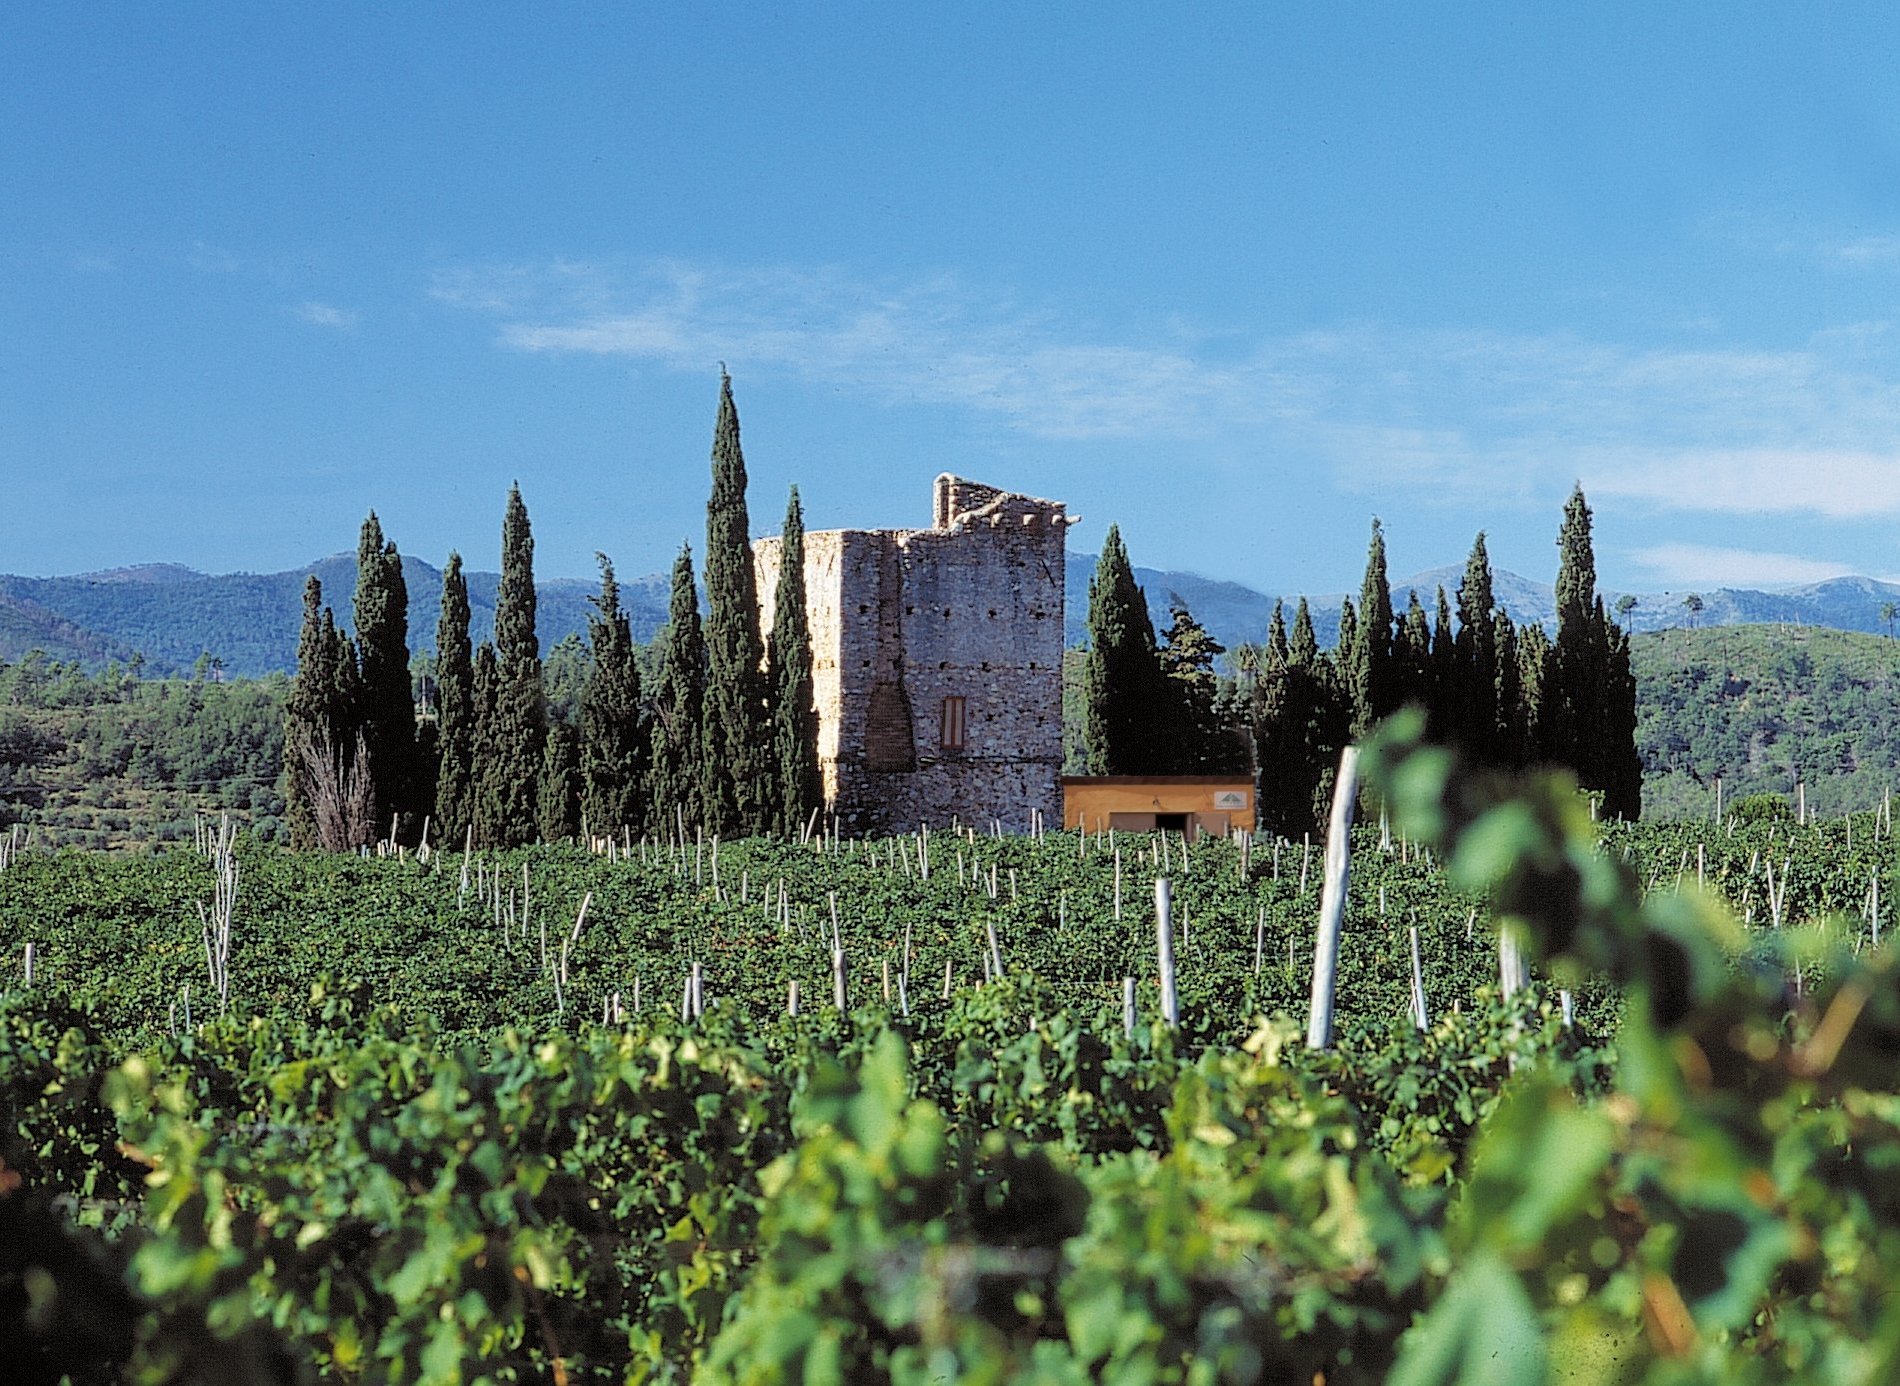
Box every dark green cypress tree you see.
[700,372,772,835]
[1083,524,1165,774]
[768,487,821,837]
[1429,586,1456,739]
[1266,599,1289,666]
[1492,608,1524,766]
[432,553,476,848]
[1253,594,1352,837]
[1547,485,1599,778]
[1600,603,1644,819]
[1518,620,1551,761]
[488,485,546,846]
[649,544,707,838]
[1291,597,1320,666]
[1454,532,1499,760]
[1398,589,1433,716]
[352,512,415,837]
[284,576,331,849]
[1335,598,1357,683]
[537,721,580,843]
[470,642,503,844]
[580,554,647,838]
[1347,519,1396,735]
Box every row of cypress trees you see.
[1080,486,1641,837]
[284,372,822,851]
[1252,486,1641,833]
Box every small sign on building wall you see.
[1212,791,1248,810]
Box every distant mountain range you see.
[6,552,1900,678]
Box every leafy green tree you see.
[1615,593,1639,633]
[1082,524,1165,775]
[433,553,476,847]
[352,512,416,837]
[579,554,646,839]
[1347,519,1396,735]
[700,372,773,835]
[536,721,580,843]
[649,544,707,838]
[485,485,546,846]
[767,487,821,838]
[1681,592,1704,629]
[1157,602,1243,772]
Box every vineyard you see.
[5,716,1900,1382]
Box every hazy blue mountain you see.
[0,558,672,677]
[10,550,1900,677]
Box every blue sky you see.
[8,4,1900,601]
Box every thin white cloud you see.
[295,301,359,330]
[1837,234,1900,265]
[432,258,1900,517]
[1629,542,1860,588]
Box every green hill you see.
[1634,623,1900,819]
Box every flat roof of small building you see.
[1062,775,1253,785]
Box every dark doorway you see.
[1154,813,1189,834]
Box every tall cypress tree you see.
[487,485,545,846]
[1454,532,1499,760]
[1492,608,1524,766]
[649,544,707,838]
[1398,589,1433,717]
[1291,597,1320,666]
[768,487,821,838]
[537,722,580,843]
[1253,594,1351,836]
[433,553,476,848]
[1518,620,1551,762]
[1348,519,1395,736]
[580,553,646,838]
[1083,524,1165,774]
[284,577,333,849]
[470,642,503,844]
[1544,485,1637,817]
[700,372,772,835]
[1547,485,1598,777]
[353,512,415,837]
[1266,599,1289,666]
[1335,597,1358,685]
[1599,602,1644,819]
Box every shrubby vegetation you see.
[0,657,285,849]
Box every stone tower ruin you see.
[754,475,1072,834]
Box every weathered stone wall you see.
[755,474,1068,833]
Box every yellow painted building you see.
[1062,775,1254,839]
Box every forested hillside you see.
[1634,623,1900,819]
